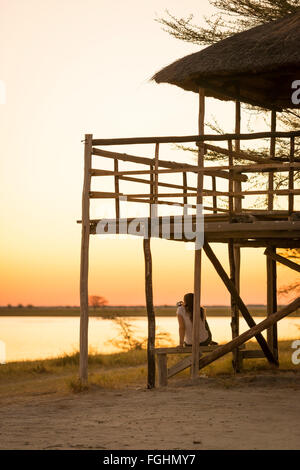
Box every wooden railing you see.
[88,130,300,220]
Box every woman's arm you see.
[177,314,185,347]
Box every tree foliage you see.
[88,295,108,309]
[157,1,300,46]
[157,0,300,254]
[157,0,300,206]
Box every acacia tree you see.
[157,0,300,174]
[88,295,108,309]
[157,1,300,45]
[157,0,300,291]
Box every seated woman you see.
[176,292,216,347]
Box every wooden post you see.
[152,143,159,218]
[192,88,205,379]
[183,172,188,215]
[289,136,295,214]
[233,100,242,370]
[149,164,154,217]
[268,110,276,210]
[157,353,168,387]
[114,159,120,219]
[266,246,278,362]
[228,140,234,215]
[228,240,241,372]
[143,237,156,389]
[234,100,242,213]
[212,176,217,214]
[79,134,93,383]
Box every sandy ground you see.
[1,372,300,450]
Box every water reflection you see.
[0,316,299,362]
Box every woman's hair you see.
[184,293,204,323]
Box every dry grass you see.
[0,340,298,398]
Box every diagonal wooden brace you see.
[197,297,300,370]
[264,247,300,273]
[203,240,278,366]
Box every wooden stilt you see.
[268,110,276,210]
[192,88,205,379]
[266,246,278,362]
[79,134,93,383]
[212,176,217,214]
[232,100,242,371]
[152,143,159,218]
[183,172,188,215]
[289,137,295,215]
[228,240,242,372]
[114,159,120,219]
[143,237,156,389]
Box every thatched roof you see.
[153,10,300,110]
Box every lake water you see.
[0,316,300,362]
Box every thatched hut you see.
[153,9,300,109]
[79,11,300,387]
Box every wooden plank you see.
[90,190,244,199]
[266,246,278,361]
[89,187,300,198]
[212,176,217,214]
[242,350,265,359]
[183,172,188,216]
[228,239,240,372]
[91,162,300,177]
[234,100,242,214]
[156,353,168,387]
[155,346,220,354]
[143,238,156,389]
[79,134,93,384]
[167,346,245,378]
[233,162,300,173]
[204,220,300,233]
[89,217,300,234]
[236,239,300,248]
[168,355,196,378]
[264,247,300,273]
[149,164,154,217]
[204,230,300,241]
[152,143,159,218]
[289,137,295,214]
[203,240,278,365]
[205,142,300,164]
[197,298,300,371]
[91,147,247,182]
[114,159,120,219]
[268,110,276,211]
[119,174,196,191]
[192,87,205,379]
[91,165,246,182]
[228,140,234,215]
[92,130,300,146]
[233,100,242,373]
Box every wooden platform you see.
[88,213,300,247]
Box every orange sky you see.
[0,0,299,306]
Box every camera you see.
[176,301,183,307]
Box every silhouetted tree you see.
[89,295,108,309]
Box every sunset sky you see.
[0,0,298,306]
